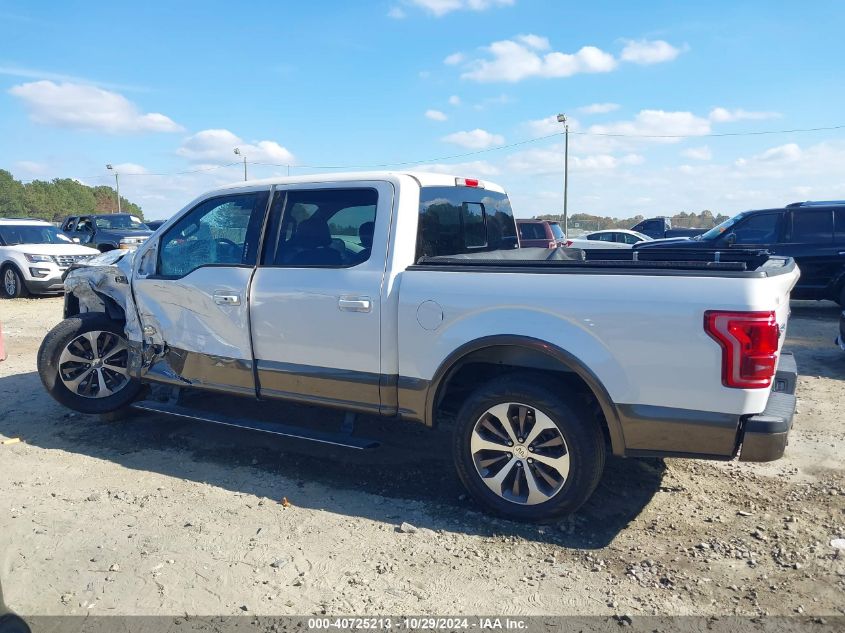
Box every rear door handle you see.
[338,296,371,313]
[213,293,241,306]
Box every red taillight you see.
[704,310,779,389]
[564,240,573,247]
[455,177,483,188]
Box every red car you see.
[516,219,567,248]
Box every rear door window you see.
[789,209,833,244]
[266,188,378,267]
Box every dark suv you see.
[635,200,845,305]
[61,214,153,252]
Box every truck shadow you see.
[1,370,663,549]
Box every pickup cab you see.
[61,214,153,252]
[37,172,800,520]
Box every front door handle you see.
[213,293,241,306]
[338,296,371,313]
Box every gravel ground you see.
[0,297,843,617]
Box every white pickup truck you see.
[37,172,800,520]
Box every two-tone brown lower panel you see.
[617,403,741,459]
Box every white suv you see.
[0,218,100,298]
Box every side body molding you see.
[418,334,626,456]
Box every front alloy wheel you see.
[58,330,131,398]
[38,313,142,414]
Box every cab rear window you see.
[417,187,517,260]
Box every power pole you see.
[106,164,121,213]
[234,148,247,181]
[556,114,569,237]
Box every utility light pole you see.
[556,113,569,238]
[106,164,121,213]
[233,147,247,181]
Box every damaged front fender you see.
[62,249,152,377]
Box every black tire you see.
[452,373,605,521]
[1,265,30,299]
[38,312,142,414]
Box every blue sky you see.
[1,0,844,219]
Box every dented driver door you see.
[131,188,270,395]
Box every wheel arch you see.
[425,334,626,455]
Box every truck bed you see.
[415,247,795,277]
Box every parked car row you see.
[0,218,99,298]
[636,200,845,306]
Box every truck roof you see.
[0,217,52,225]
[208,170,507,196]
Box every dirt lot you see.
[0,297,843,618]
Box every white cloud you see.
[578,102,620,114]
[620,39,684,64]
[516,34,550,50]
[177,129,295,164]
[682,145,712,161]
[0,64,144,92]
[448,95,461,106]
[507,143,643,175]
[441,128,505,149]
[708,107,781,123]
[588,109,711,143]
[461,37,617,82]
[524,115,569,137]
[107,162,149,175]
[415,160,500,176]
[425,109,448,121]
[444,52,466,65]
[387,6,406,18]
[13,160,48,176]
[408,0,514,17]
[8,81,183,134]
[751,143,802,163]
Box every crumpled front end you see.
[62,249,148,377]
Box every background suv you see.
[516,219,566,248]
[635,200,845,305]
[0,218,99,298]
[61,213,153,252]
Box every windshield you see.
[0,224,73,245]
[94,215,148,230]
[698,212,748,241]
[549,223,565,240]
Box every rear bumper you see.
[738,351,797,462]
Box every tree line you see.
[535,209,731,231]
[0,169,143,222]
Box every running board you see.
[130,400,380,450]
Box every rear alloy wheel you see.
[1,266,29,299]
[453,374,605,521]
[38,313,142,414]
[470,403,570,505]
